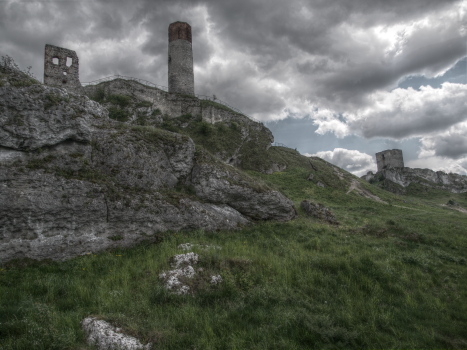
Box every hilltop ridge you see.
[362,167,467,194]
[0,62,296,262]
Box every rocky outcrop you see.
[190,155,296,221]
[83,79,275,172]
[363,167,467,194]
[300,200,338,225]
[0,67,295,263]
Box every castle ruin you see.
[44,44,82,93]
[168,21,195,95]
[376,149,404,172]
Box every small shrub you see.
[107,94,131,108]
[151,108,162,116]
[161,121,178,133]
[198,121,213,136]
[92,87,105,103]
[108,106,129,122]
[135,100,153,108]
[44,93,63,109]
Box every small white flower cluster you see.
[171,252,199,268]
[159,253,199,295]
[210,274,223,285]
[159,247,223,295]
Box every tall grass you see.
[2,164,467,349]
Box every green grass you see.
[2,161,467,349]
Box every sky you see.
[1,0,466,176]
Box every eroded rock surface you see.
[190,156,296,221]
[300,200,338,225]
[0,67,295,263]
[363,168,467,194]
[82,317,151,350]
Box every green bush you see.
[107,94,131,108]
[108,106,129,122]
[92,87,105,103]
[198,121,213,136]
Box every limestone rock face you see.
[190,157,296,221]
[0,67,295,263]
[82,79,275,172]
[362,167,467,194]
[0,84,106,150]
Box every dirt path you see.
[346,179,388,204]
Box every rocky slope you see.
[83,79,275,172]
[362,167,467,194]
[0,66,295,263]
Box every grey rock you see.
[0,67,295,263]
[300,200,338,225]
[190,158,296,221]
[362,167,467,194]
[83,78,274,170]
[0,84,107,150]
[82,317,151,350]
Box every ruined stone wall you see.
[376,149,404,171]
[168,22,194,95]
[44,44,82,93]
[83,79,202,117]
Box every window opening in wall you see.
[66,57,72,67]
[52,57,59,65]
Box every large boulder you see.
[190,152,296,221]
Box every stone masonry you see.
[376,149,404,171]
[44,44,82,93]
[168,22,195,95]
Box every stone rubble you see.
[81,317,151,350]
[159,250,224,295]
[300,200,339,225]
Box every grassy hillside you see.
[2,146,467,349]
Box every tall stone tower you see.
[168,21,194,95]
[376,149,404,172]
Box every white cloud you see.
[310,148,376,176]
[406,156,467,175]
[347,83,467,139]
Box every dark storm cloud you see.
[434,135,467,159]
[420,122,467,159]
[1,0,466,172]
[2,0,464,104]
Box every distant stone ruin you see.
[44,44,82,92]
[376,149,404,171]
[168,21,195,95]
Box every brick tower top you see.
[168,22,192,43]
